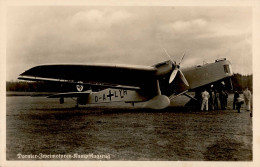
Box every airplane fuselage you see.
[181,59,233,90]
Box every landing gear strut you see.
[75,99,79,108]
[75,103,79,108]
[59,97,64,104]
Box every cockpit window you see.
[224,65,231,74]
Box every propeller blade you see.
[179,70,189,87]
[163,48,176,64]
[169,68,178,83]
[179,52,185,65]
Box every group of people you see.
[200,87,252,113]
[200,89,228,111]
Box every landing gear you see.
[59,97,64,104]
[75,98,79,108]
[75,103,79,108]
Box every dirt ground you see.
[6,93,252,161]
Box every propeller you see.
[163,49,189,86]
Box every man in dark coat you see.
[233,91,239,110]
[220,90,228,110]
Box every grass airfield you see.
[6,92,252,160]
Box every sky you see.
[6,6,252,81]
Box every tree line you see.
[6,73,252,92]
[231,73,252,92]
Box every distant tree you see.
[231,73,252,92]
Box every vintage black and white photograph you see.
[1,1,257,165]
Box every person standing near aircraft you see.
[214,89,219,110]
[219,90,224,109]
[201,89,210,111]
[235,95,244,113]
[233,91,239,110]
[219,90,228,110]
[224,90,229,109]
[208,89,215,110]
[243,87,252,111]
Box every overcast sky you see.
[6,6,252,81]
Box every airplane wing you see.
[18,61,174,91]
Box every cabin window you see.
[223,65,231,74]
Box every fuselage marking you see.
[94,89,128,103]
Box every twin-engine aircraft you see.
[18,58,233,109]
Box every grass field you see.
[6,93,252,160]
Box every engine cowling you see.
[143,95,170,109]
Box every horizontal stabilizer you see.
[48,90,92,98]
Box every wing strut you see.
[169,90,189,100]
[183,93,197,101]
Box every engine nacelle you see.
[143,95,170,109]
